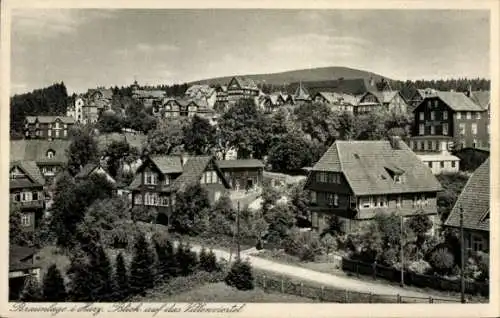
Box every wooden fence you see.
[341,258,489,297]
[254,272,459,303]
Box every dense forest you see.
[10,82,69,135]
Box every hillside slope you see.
[190,66,391,87]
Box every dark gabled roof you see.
[10,161,45,187]
[216,159,265,169]
[10,245,39,271]
[229,77,259,90]
[75,163,99,179]
[469,91,490,110]
[171,156,213,191]
[290,78,379,97]
[10,139,71,165]
[150,156,183,174]
[25,116,75,124]
[444,159,490,232]
[311,138,442,196]
[415,91,484,112]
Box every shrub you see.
[475,252,489,281]
[409,260,432,275]
[429,247,455,275]
[284,229,323,262]
[20,276,42,302]
[225,258,254,291]
[42,264,67,302]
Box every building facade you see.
[312,92,357,113]
[9,161,46,232]
[158,97,216,120]
[128,155,231,225]
[409,91,489,152]
[24,116,75,140]
[444,158,489,253]
[304,137,442,233]
[216,159,265,191]
[226,77,260,105]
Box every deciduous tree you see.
[183,115,217,155]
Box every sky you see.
[10,9,490,95]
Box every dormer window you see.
[164,175,171,185]
[384,166,405,184]
[47,150,55,159]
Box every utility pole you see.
[460,206,466,303]
[400,214,405,287]
[237,201,241,260]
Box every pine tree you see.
[42,264,67,302]
[88,245,114,302]
[154,240,169,282]
[164,240,177,277]
[129,233,155,296]
[199,247,209,272]
[20,276,42,302]
[225,258,254,291]
[67,252,92,302]
[207,249,218,272]
[113,252,129,301]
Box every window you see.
[434,141,440,151]
[443,111,448,120]
[55,122,60,129]
[459,123,466,135]
[310,191,317,204]
[440,161,444,168]
[427,141,432,150]
[457,112,462,119]
[376,196,387,207]
[48,129,52,137]
[472,139,477,148]
[47,151,54,159]
[487,124,490,135]
[419,112,424,121]
[21,192,32,202]
[360,197,371,209]
[471,234,484,252]
[21,215,30,227]
[430,125,435,135]
[64,130,67,137]
[427,101,431,108]
[421,194,428,207]
[32,191,38,201]
[419,124,425,136]
[396,195,402,208]
[466,112,471,120]
[214,191,221,202]
[451,161,456,168]
[14,193,21,202]
[144,171,157,185]
[55,130,60,138]
[442,123,449,136]
[430,111,435,120]
[161,196,170,206]
[476,112,481,119]
[428,162,433,168]
[164,175,170,185]
[471,123,477,135]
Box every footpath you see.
[174,241,459,300]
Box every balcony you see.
[15,200,45,210]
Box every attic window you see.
[47,150,55,159]
[353,154,360,159]
[384,166,405,184]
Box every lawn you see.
[155,282,315,303]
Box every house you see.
[304,136,443,233]
[10,139,71,184]
[10,161,46,232]
[75,162,116,184]
[226,77,260,105]
[417,151,461,175]
[128,154,231,225]
[214,85,229,111]
[66,88,114,124]
[356,90,408,114]
[131,81,166,109]
[292,82,311,103]
[160,97,216,120]
[444,158,489,253]
[24,116,75,140]
[9,245,41,300]
[405,88,427,109]
[261,93,286,113]
[184,84,217,108]
[66,95,85,122]
[409,90,489,153]
[467,90,490,117]
[312,92,357,113]
[216,159,265,191]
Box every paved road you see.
[178,242,458,300]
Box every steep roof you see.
[88,88,113,100]
[25,116,75,124]
[231,77,259,90]
[10,160,45,186]
[311,138,442,195]
[444,159,490,232]
[291,78,379,97]
[10,140,71,165]
[150,156,183,174]
[423,91,485,112]
[294,82,310,100]
[75,163,100,179]
[185,85,215,98]
[216,159,265,169]
[171,156,214,191]
[9,245,39,272]
[469,91,490,110]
